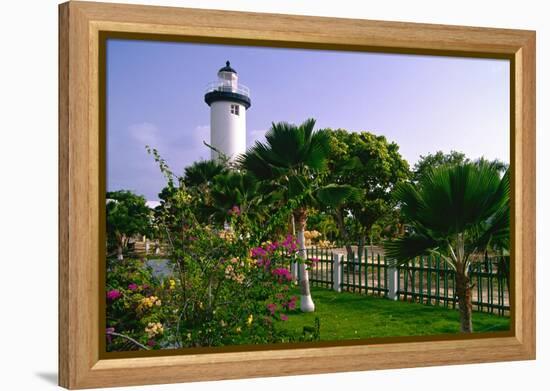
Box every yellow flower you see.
[169,279,176,290]
[144,322,164,338]
[235,326,242,333]
[220,320,227,327]
[247,314,253,326]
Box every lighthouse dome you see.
[218,61,237,74]
[205,61,251,109]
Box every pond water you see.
[145,259,174,278]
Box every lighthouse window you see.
[230,104,240,116]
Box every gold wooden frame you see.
[59,1,536,388]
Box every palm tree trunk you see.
[116,233,126,260]
[455,271,473,332]
[290,214,298,283]
[334,208,353,259]
[294,208,315,312]
[117,245,124,260]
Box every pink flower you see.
[267,242,279,252]
[310,257,319,264]
[282,235,298,253]
[147,339,156,347]
[107,289,121,301]
[266,303,277,315]
[228,205,241,216]
[272,268,292,282]
[128,283,139,291]
[286,296,297,310]
[251,246,267,258]
[280,314,288,321]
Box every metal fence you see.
[300,245,510,316]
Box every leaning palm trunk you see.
[290,214,298,283]
[455,271,473,332]
[294,208,315,312]
[116,233,127,260]
[334,208,353,259]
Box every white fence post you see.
[332,253,342,292]
[387,265,399,301]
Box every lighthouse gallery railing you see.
[205,81,250,97]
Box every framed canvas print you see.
[58,1,536,389]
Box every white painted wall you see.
[210,101,247,160]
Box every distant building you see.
[204,61,251,161]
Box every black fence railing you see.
[297,245,510,316]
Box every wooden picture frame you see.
[58,1,536,388]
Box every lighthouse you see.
[204,61,251,161]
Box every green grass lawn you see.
[278,287,510,340]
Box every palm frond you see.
[183,160,226,187]
[406,163,506,236]
[383,233,439,264]
[315,184,361,208]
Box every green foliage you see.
[413,150,467,183]
[106,258,167,351]
[239,119,333,210]
[183,159,227,188]
[385,162,510,271]
[105,147,316,351]
[322,129,410,249]
[240,118,331,181]
[106,190,151,257]
[412,150,508,183]
[104,123,510,344]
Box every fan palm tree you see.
[209,170,268,225]
[384,162,510,332]
[240,119,355,312]
[183,159,227,188]
[181,160,228,224]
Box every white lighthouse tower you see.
[204,61,251,161]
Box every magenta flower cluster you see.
[107,289,122,301]
[272,268,292,282]
[283,296,298,310]
[266,302,277,315]
[281,234,298,253]
[228,205,241,216]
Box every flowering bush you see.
[106,201,310,350]
[106,257,169,351]
[106,150,320,351]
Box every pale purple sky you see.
[107,39,510,201]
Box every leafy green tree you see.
[412,150,467,183]
[106,190,152,260]
[240,119,355,312]
[384,162,510,332]
[324,130,410,257]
